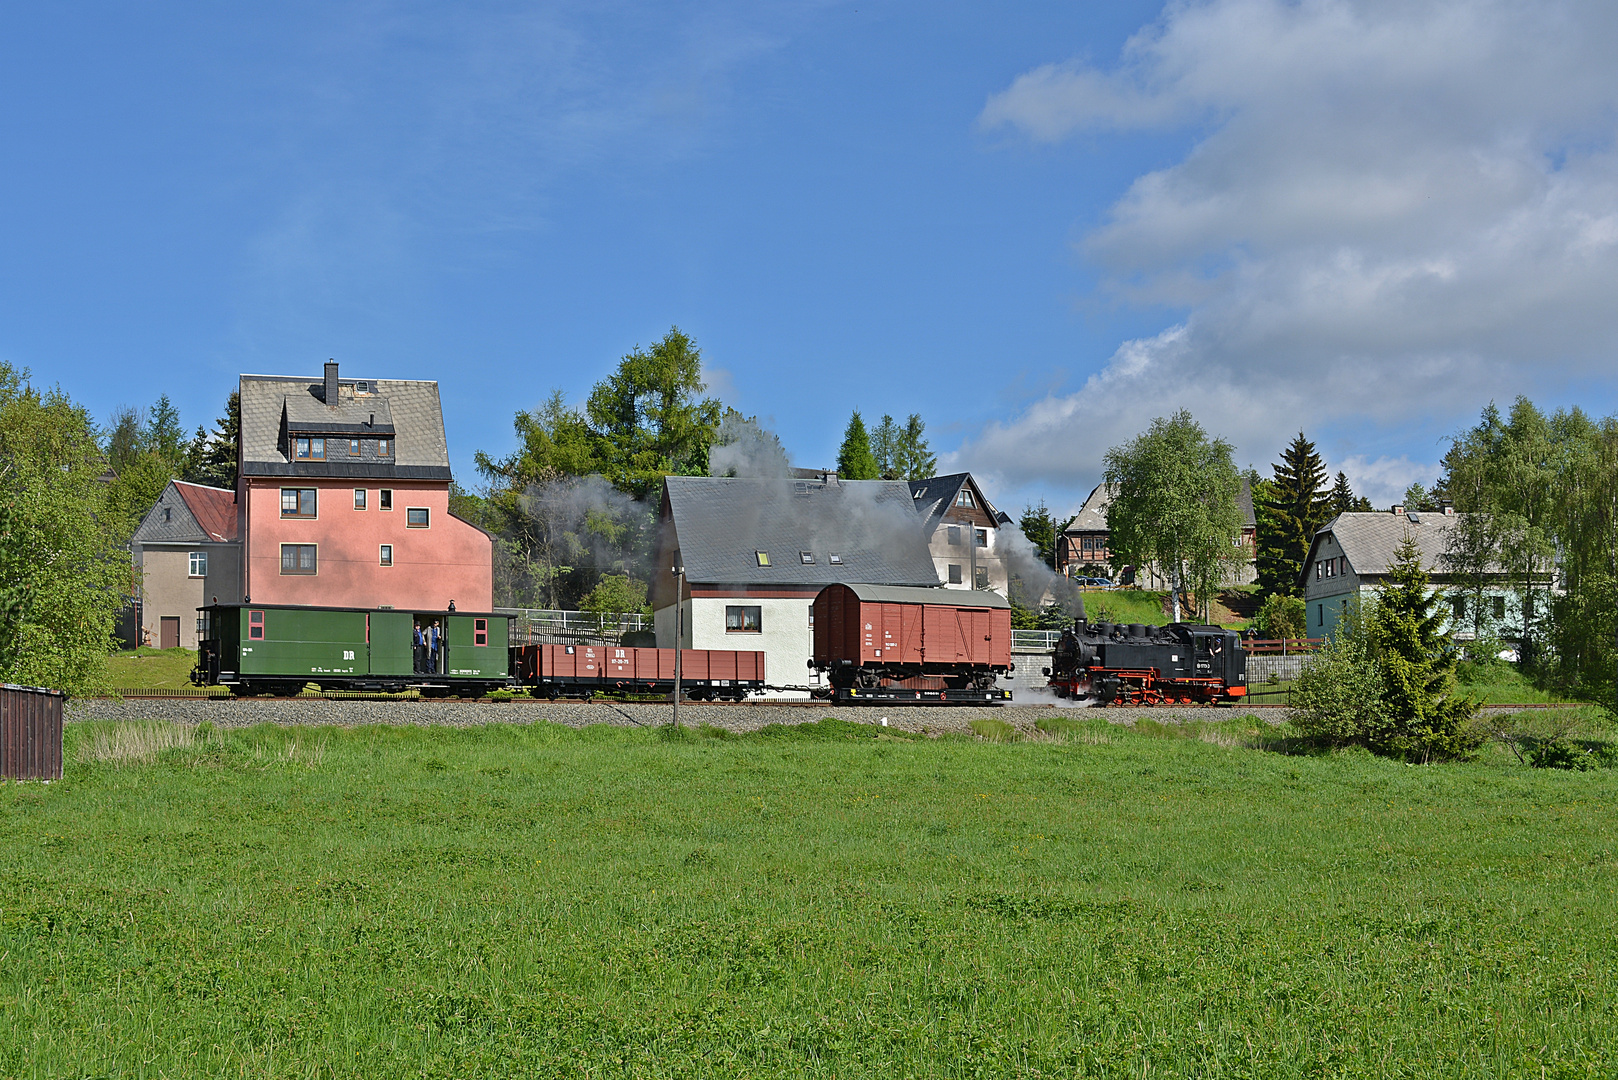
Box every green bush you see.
[1254,593,1307,639]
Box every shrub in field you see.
[1291,535,1482,761]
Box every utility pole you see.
[671,563,685,728]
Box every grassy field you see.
[3,716,1616,1078]
[104,647,201,689]
[1079,589,1171,626]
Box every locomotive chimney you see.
[324,360,339,405]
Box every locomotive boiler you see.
[1045,601,1247,706]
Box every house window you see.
[407,508,429,528]
[1317,603,1323,627]
[975,528,988,548]
[947,526,961,546]
[726,606,762,633]
[948,564,962,584]
[974,566,989,588]
[800,551,814,564]
[828,553,842,565]
[755,551,770,567]
[1453,596,1467,620]
[1493,596,1506,620]
[188,551,207,577]
[354,489,367,510]
[293,436,325,460]
[379,544,393,567]
[249,610,264,640]
[474,618,488,646]
[349,438,361,455]
[380,489,393,510]
[956,490,974,508]
[378,438,392,457]
[280,488,316,517]
[280,544,317,575]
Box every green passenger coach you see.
[193,604,511,696]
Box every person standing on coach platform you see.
[413,622,426,674]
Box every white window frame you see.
[379,544,393,567]
[380,489,393,510]
[354,489,367,510]
[188,551,207,577]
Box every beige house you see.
[907,473,1011,593]
[131,481,241,649]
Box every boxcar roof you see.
[827,583,1010,609]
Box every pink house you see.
[236,362,493,611]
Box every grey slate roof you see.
[1308,511,1489,583]
[907,473,1006,533]
[132,481,237,546]
[1064,483,1113,534]
[664,476,942,587]
[1064,477,1256,533]
[239,371,451,480]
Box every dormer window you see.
[378,438,392,457]
[294,436,325,460]
[956,489,974,508]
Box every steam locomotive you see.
[1045,601,1247,705]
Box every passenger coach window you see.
[474,618,488,646]
[249,610,265,639]
[725,606,762,633]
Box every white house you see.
[651,473,942,698]
[907,472,1012,592]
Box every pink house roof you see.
[173,481,238,542]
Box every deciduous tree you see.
[1103,410,1244,622]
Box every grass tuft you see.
[968,717,1017,742]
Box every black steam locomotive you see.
[1045,602,1247,706]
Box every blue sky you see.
[5,1,1617,513]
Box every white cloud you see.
[961,0,1618,495]
[1332,454,1442,508]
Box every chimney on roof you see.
[1391,504,1404,515]
[1442,502,1455,515]
[825,471,839,486]
[324,360,339,406]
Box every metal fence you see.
[497,608,653,645]
[1011,629,1062,651]
[1,684,63,781]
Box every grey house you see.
[1302,508,1526,641]
[130,480,241,649]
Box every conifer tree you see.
[1367,533,1482,760]
[896,414,936,479]
[1255,432,1331,597]
[836,411,879,480]
[1330,471,1371,514]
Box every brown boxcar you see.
[511,644,765,700]
[812,584,1012,703]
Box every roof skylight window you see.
[828,553,843,565]
[756,551,771,567]
[800,551,814,564]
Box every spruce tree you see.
[870,414,901,479]
[896,414,936,479]
[1255,432,1331,597]
[1330,471,1370,514]
[1368,533,1481,760]
[836,411,879,480]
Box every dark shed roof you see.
[663,476,941,587]
[132,481,238,545]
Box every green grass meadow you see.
[3,717,1616,1078]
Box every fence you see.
[497,608,653,645]
[1011,629,1063,651]
[1,684,64,781]
[1242,638,1322,655]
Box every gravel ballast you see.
[67,696,1275,735]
